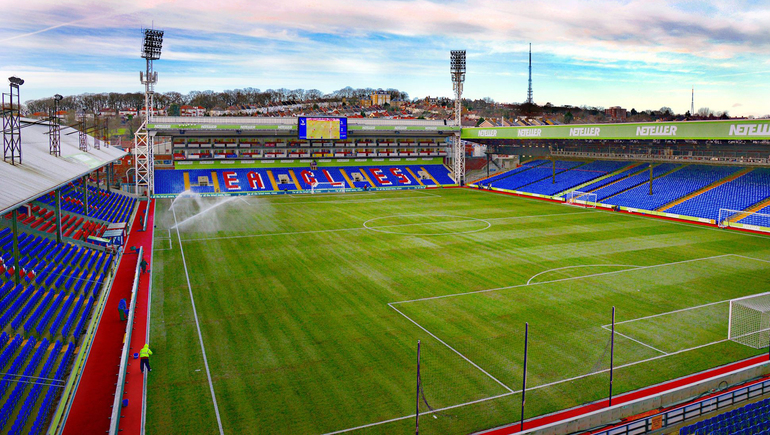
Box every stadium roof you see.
[462,119,770,141]
[0,118,127,216]
[147,116,460,136]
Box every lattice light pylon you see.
[134,119,152,195]
[49,94,62,156]
[2,76,23,165]
[450,50,466,185]
[135,28,163,196]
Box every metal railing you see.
[552,150,770,166]
[589,377,770,435]
[108,246,143,434]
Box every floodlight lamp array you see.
[450,50,466,82]
[141,29,164,60]
[8,76,24,87]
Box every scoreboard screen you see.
[298,117,347,140]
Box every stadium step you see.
[731,196,770,223]
[558,162,641,197]
[657,167,754,212]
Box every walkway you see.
[62,199,154,435]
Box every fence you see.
[108,246,142,434]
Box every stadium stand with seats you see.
[679,397,770,435]
[589,163,681,201]
[602,165,742,210]
[517,160,629,196]
[0,224,116,433]
[473,159,548,186]
[488,160,586,191]
[665,168,770,221]
[154,164,454,195]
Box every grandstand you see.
[5,108,770,435]
[0,117,137,434]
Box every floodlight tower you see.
[135,28,163,196]
[450,50,466,185]
[3,76,24,165]
[49,94,62,156]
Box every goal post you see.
[719,208,770,230]
[565,191,597,208]
[311,181,346,194]
[728,292,770,349]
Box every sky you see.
[1,0,769,117]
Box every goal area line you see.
[320,254,770,435]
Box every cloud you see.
[1,0,769,116]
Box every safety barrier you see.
[108,246,142,434]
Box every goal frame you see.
[718,208,770,231]
[311,181,347,194]
[565,191,597,208]
[728,292,770,349]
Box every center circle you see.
[363,214,491,236]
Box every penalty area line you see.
[324,332,732,434]
[600,325,668,355]
[388,303,514,393]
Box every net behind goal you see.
[728,293,770,349]
[311,181,346,194]
[719,208,770,231]
[565,191,597,208]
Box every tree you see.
[168,103,180,116]
[475,117,486,127]
[697,107,713,117]
[564,111,574,124]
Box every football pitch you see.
[147,188,770,435]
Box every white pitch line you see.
[588,206,770,241]
[392,254,734,305]
[172,207,225,435]
[388,303,514,393]
[526,264,641,286]
[324,334,733,434]
[731,253,770,264]
[606,299,729,327]
[601,325,668,355]
[179,210,596,243]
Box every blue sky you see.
[1,0,769,116]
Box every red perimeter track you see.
[63,200,154,435]
[482,355,768,435]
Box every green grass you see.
[146,188,770,434]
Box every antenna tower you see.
[526,43,533,104]
[691,86,695,116]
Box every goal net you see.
[311,181,346,194]
[718,208,770,231]
[728,293,770,349]
[565,191,597,208]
